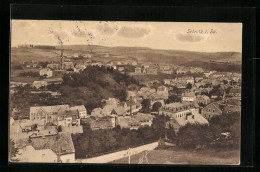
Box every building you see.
[189,67,204,74]
[111,106,127,116]
[43,78,63,85]
[30,132,75,163]
[70,105,88,118]
[15,145,58,163]
[117,66,125,72]
[159,102,199,119]
[47,62,60,70]
[166,112,208,133]
[201,98,241,119]
[164,79,172,85]
[32,81,48,89]
[19,119,46,132]
[201,102,224,119]
[229,87,241,97]
[29,105,85,127]
[181,92,196,102]
[146,67,158,75]
[74,64,86,73]
[196,95,210,105]
[40,68,53,78]
[176,67,188,74]
[86,116,116,130]
[116,113,154,130]
[135,67,142,74]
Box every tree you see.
[186,83,192,89]
[9,139,19,162]
[57,125,62,132]
[152,102,162,112]
[141,99,151,113]
[166,94,180,104]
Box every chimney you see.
[130,96,133,116]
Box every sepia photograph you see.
[9,20,242,165]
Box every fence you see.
[76,141,159,163]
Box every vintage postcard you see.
[9,20,242,164]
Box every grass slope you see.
[110,148,240,165]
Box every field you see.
[110,148,240,165]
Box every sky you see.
[11,20,242,52]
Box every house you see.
[30,132,75,163]
[70,105,87,118]
[32,81,48,89]
[146,67,158,75]
[43,78,63,85]
[196,95,210,105]
[160,67,173,74]
[57,110,81,127]
[204,71,214,77]
[201,102,224,119]
[166,112,208,133]
[229,87,241,97]
[157,85,169,94]
[19,119,46,132]
[132,61,138,66]
[29,105,83,127]
[111,106,127,116]
[176,67,188,74]
[63,61,74,70]
[195,77,204,82]
[189,67,204,73]
[40,68,53,78]
[159,102,199,119]
[181,92,196,102]
[30,105,70,121]
[87,116,116,130]
[201,98,241,119]
[74,64,86,73]
[91,108,104,118]
[164,79,172,85]
[117,66,125,72]
[116,113,154,130]
[15,145,58,163]
[135,67,142,74]
[47,63,60,70]
[159,65,170,70]
[186,77,195,85]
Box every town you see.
[10,45,241,164]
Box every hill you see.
[11,45,242,66]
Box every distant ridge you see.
[11,44,241,66]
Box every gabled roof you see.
[112,106,127,115]
[70,105,86,112]
[182,92,195,97]
[30,105,70,115]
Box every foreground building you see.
[159,102,199,118]
[166,112,208,133]
[116,113,155,130]
[29,132,75,163]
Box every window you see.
[208,108,211,112]
[209,114,211,118]
[212,109,215,112]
